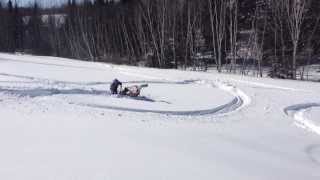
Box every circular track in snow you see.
[284,103,320,135]
[0,72,251,116]
[71,80,250,116]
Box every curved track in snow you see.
[0,70,251,116]
[99,67,251,116]
[284,103,320,135]
[75,80,250,116]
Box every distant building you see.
[23,14,67,28]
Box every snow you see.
[0,53,320,180]
[285,104,320,135]
[306,107,320,125]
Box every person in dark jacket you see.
[110,79,122,94]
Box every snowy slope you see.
[0,53,320,180]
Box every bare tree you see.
[228,0,238,73]
[208,0,227,72]
[284,0,307,79]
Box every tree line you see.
[0,0,319,80]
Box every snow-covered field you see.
[0,53,320,180]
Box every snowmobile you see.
[110,79,148,97]
[119,84,148,97]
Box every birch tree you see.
[284,0,307,79]
[208,0,227,72]
[228,0,238,73]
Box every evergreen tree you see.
[13,3,24,51]
[0,1,4,51]
[26,2,44,54]
[7,0,15,52]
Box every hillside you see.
[0,53,320,180]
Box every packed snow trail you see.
[74,80,250,116]
[94,66,252,116]
[284,103,320,135]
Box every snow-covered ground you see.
[0,53,320,180]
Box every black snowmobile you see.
[110,79,148,97]
[119,84,148,97]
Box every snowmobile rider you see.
[110,79,122,94]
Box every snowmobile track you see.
[284,103,320,135]
[76,80,250,116]
[0,71,251,116]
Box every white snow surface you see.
[0,53,320,180]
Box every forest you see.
[0,0,319,80]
